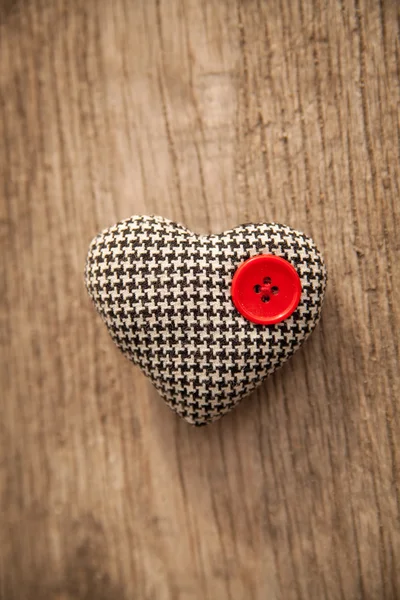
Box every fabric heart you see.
[85,215,327,425]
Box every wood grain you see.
[1,0,399,598]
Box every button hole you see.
[261,295,270,303]
[272,286,279,295]
[254,284,261,293]
[263,277,271,285]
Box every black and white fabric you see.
[85,215,327,425]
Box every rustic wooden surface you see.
[1,0,399,598]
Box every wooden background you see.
[1,0,399,598]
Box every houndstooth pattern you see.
[85,215,327,425]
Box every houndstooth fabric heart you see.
[85,215,327,425]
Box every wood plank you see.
[1,0,399,598]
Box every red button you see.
[231,255,302,325]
